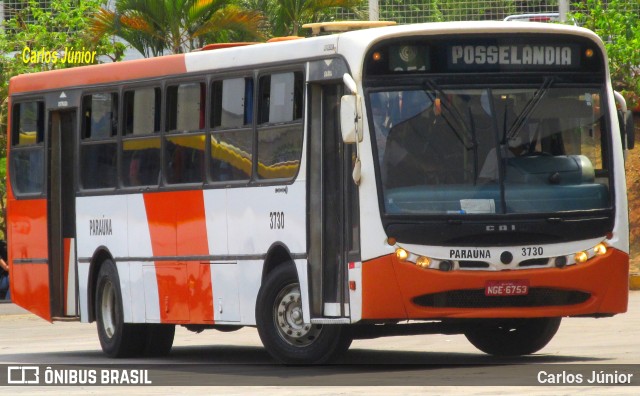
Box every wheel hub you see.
[100,281,116,339]
[274,284,322,346]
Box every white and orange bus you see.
[7,21,634,363]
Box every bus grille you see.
[413,288,590,308]
[459,261,490,269]
[519,258,550,267]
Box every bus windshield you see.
[371,84,610,215]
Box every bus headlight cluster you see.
[573,243,608,265]
[395,248,438,270]
[394,242,609,271]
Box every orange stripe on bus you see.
[9,54,187,94]
[144,191,213,324]
[7,198,51,321]
[177,191,213,323]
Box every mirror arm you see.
[613,91,627,113]
[343,73,357,95]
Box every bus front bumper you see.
[360,248,629,320]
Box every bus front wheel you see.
[256,264,352,364]
[464,317,561,356]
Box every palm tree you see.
[90,0,264,57]
[263,0,363,37]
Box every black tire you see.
[464,317,562,356]
[256,264,352,364]
[142,324,175,357]
[95,259,145,358]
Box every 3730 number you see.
[522,247,543,256]
[270,211,285,229]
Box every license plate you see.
[485,280,529,296]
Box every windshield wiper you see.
[423,79,476,151]
[504,77,554,142]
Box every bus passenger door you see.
[308,83,360,318]
[48,109,78,319]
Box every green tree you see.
[0,0,122,239]
[245,0,363,37]
[572,0,640,108]
[90,0,265,57]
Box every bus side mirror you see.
[624,110,635,150]
[340,95,363,143]
[340,74,363,144]
[614,91,634,150]
[618,109,635,150]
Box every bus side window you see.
[80,93,118,190]
[122,87,161,187]
[256,71,304,180]
[211,78,253,129]
[165,82,206,184]
[166,82,205,132]
[210,77,253,183]
[10,101,45,195]
[82,93,118,139]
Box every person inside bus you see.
[0,240,9,301]
[470,92,524,182]
[478,136,529,182]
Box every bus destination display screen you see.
[366,36,603,75]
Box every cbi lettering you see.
[486,224,516,232]
[451,45,572,66]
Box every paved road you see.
[0,292,639,394]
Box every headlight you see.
[416,256,431,268]
[575,251,588,263]
[594,243,607,256]
[395,248,409,261]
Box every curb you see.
[631,274,640,290]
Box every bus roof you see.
[9,21,601,96]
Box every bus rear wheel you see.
[464,317,561,356]
[95,260,176,357]
[256,264,352,364]
[95,259,144,358]
[142,324,175,357]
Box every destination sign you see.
[365,36,600,76]
[449,45,577,68]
